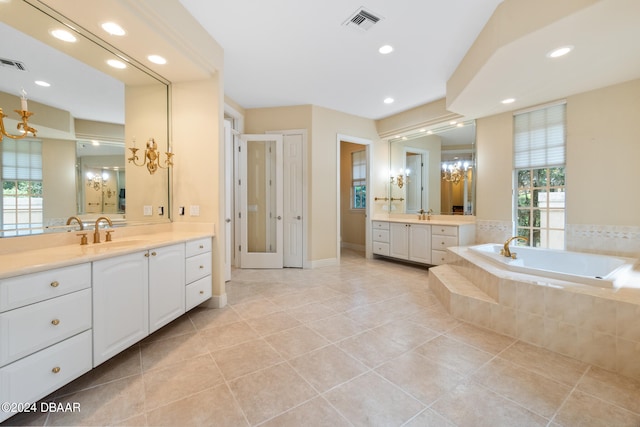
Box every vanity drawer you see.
[0,288,92,367]
[373,229,389,243]
[186,238,211,258]
[373,242,390,256]
[186,253,212,284]
[372,221,389,230]
[0,263,91,312]
[432,225,458,237]
[432,235,458,250]
[186,276,212,311]
[431,249,453,265]
[0,330,92,417]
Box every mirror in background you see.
[388,120,476,215]
[0,1,170,237]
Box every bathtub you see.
[468,243,634,288]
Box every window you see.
[513,103,566,249]
[351,149,366,209]
[1,139,43,236]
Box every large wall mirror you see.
[388,120,476,215]
[0,0,170,237]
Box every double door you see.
[389,222,431,264]
[237,133,304,269]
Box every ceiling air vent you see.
[343,7,383,31]
[0,58,27,72]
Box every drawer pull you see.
[50,281,60,288]
[199,244,204,249]
[52,367,61,374]
[199,290,204,294]
[151,251,157,256]
[199,265,204,269]
[441,242,445,245]
[144,253,150,257]
[51,319,60,326]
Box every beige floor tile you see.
[306,313,367,342]
[211,338,283,381]
[47,375,145,426]
[375,351,465,405]
[188,305,243,330]
[146,383,248,427]
[576,366,640,414]
[232,298,282,320]
[259,397,351,427]
[264,325,330,359]
[113,414,147,426]
[228,362,317,425]
[245,311,301,336]
[445,322,516,354]
[554,389,640,426]
[285,302,337,323]
[0,406,48,426]
[143,354,224,410]
[472,357,572,418]
[499,341,588,386]
[289,344,368,392]
[403,409,456,427]
[406,302,460,332]
[324,371,425,426]
[337,329,408,368]
[140,313,196,343]
[140,332,208,372]
[199,320,260,352]
[431,381,548,427]
[413,335,494,375]
[372,318,439,349]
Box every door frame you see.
[336,133,373,260]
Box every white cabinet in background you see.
[430,224,475,265]
[372,221,390,256]
[185,238,212,310]
[92,251,149,367]
[389,222,431,264]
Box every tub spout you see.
[501,236,528,258]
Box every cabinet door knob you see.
[144,253,150,257]
[52,367,61,374]
[199,244,204,249]
[199,265,204,269]
[50,281,59,288]
[199,290,204,294]
[151,251,157,256]
[51,319,60,326]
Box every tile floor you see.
[4,250,640,426]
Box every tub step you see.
[429,264,498,314]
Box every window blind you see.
[352,150,366,184]
[2,139,43,180]
[514,103,565,168]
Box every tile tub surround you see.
[431,246,640,380]
[4,249,640,426]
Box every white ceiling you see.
[177,0,504,120]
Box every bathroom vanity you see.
[372,218,475,265]
[0,227,213,422]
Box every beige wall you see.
[475,78,640,228]
[340,142,366,249]
[42,139,76,220]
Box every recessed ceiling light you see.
[419,129,426,132]
[92,140,100,146]
[501,98,515,104]
[457,123,464,127]
[147,55,167,65]
[449,121,457,125]
[547,45,573,58]
[101,22,126,36]
[107,59,127,69]
[35,80,51,87]
[384,97,394,104]
[51,29,77,43]
[378,45,393,54]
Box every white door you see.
[408,224,431,264]
[283,133,303,267]
[224,120,233,281]
[239,134,283,268]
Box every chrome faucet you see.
[65,216,84,231]
[93,216,113,243]
[501,236,528,258]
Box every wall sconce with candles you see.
[390,168,410,189]
[86,171,108,191]
[0,90,37,142]
[128,137,174,175]
[441,160,470,185]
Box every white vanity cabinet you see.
[0,264,93,422]
[389,222,431,264]
[372,221,390,256]
[185,238,212,310]
[430,224,475,265]
[92,243,186,366]
[92,251,149,366]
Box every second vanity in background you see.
[372,218,475,265]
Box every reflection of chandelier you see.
[87,171,108,191]
[441,161,469,185]
[390,168,410,188]
[128,138,173,175]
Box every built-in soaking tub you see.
[468,243,635,288]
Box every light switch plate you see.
[143,205,153,216]
[189,205,200,216]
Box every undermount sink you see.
[98,239,148,248]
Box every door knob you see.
[225,218,231,223]
[277,216,282,220]
[296,216,301,220]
